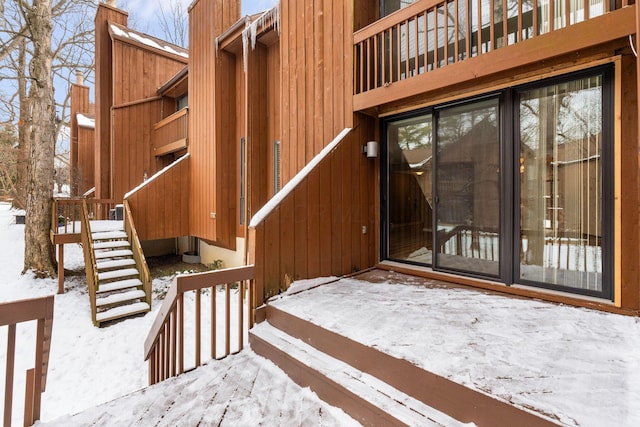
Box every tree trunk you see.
[12,36,30,210]
[24,0,57,277]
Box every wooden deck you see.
[39,351,359,426]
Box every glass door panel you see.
[435,99,500,276]
[518,75,604,292]
[386,114,434,264]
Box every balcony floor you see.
[269,270,640,427]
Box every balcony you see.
[353,0,636,112]
[152,108,188,156]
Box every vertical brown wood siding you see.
[94,4,127,200]
[108,39,186,203]
[111,100,164,201]
[70,83,90,196]
[126,156,190,241]
[620,53,639,310]
[77,127,95,196]
[279,0,354,185]
[251,118,377,302]
[188,0,240,247]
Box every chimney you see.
[75,70,84,86]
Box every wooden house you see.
[71,0,640,319]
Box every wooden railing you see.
[51,198,118,237]
[439,225,499,260]
[354,0,630,95]
[80,200,100,325]
[123,200,152,311]
[143,265,256,385]
[1,296,54,427]
[151,108,188,157]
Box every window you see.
[517,71,611,295]
[383,66,613,299]
[177,94,188,111]
[381,0,419,17]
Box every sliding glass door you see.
[435,99,500,276]
[383,65,612,299]
[517,73,610,294]
[386,114,433,264]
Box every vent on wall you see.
[273,140,281,194]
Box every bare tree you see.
[155,0,189,48]
[0,0,96,277]
[22,0,57,277]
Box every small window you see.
[273,140,281,193]
[177,94,188,111]
[381,0,418,17]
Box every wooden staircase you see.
[249,305,559,427]
[80,200,152,326]
[91,227,150,324]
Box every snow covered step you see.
[95,302,150,323]
[251,323,468,427]
[96,258,136,270]
[93,240,130,250]
[96,290,146,308]
[98,268,139,282]
[94,249,133,259]
[92,230,127,241]
[96,278,143,294]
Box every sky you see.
[124,0,278,23]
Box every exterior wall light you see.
[363,140,377,158]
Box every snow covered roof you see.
[109,22,188,60]
[76,113,95,129]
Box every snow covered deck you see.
[267,270,640,427]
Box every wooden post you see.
[4,325,16,427]
[23,369,34,427]
[57,244,64,294]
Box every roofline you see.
[157,65,189,95]
[108,21,188,63]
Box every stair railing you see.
[80,199,99,325]
[122,200,152,309]
[1,296,54,427]
[143,265,256,385]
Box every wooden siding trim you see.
[354,6,636,112]
[153,138,187,156]
[112,96,163,110]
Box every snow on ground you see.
[0,203,356,426]
[270,274,640,427]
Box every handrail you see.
[123,200,152,312]
[143,265,256,385]
[353,0,623,95]
[51,198,118,238]
[80,200,99,325]
[1,295,54,427]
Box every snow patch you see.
[109,23,188,59]
[76,113,95,129]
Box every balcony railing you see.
[151,108,188,157]
[354,0,631,95]
[1,296,54,427]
